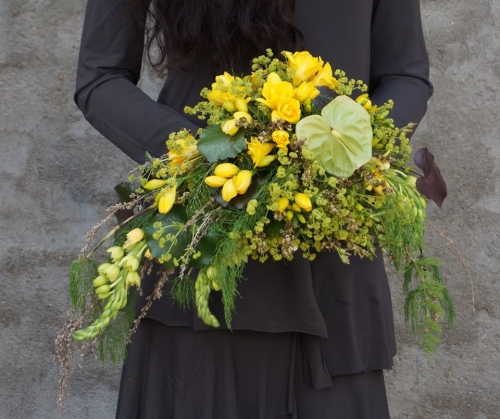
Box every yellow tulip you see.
[158,186,176,214]
[143,179,169,190]
[221,178,238,202]
[284,51,323,85]
[272,130,290,148]
[106,246,124,262]
[271,98,301,124]
[233,170,253,194]
[221,119,239,136]
[295,81,320,103]
[294,193,312,212]
[124,228,145,248]
[205,176,229,188]
[233,111,252,123]
[214,163,240,178]
[246,136,275,167]
[312,62,339,90]
[256,72,295,109]
[277,197,289,212]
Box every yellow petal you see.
[277,197,289,213]
[256,155,276,167]
[221,119,239,136]
[214,163,240,178]
[233,170,253,194]
[221,178,237,202]
[205,176,229,188]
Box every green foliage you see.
[69,258,98,313]
[197,125,247,162]
[403,257,455,356]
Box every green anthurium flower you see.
[296,95,373,177]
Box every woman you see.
[74,0,433,417]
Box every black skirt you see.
[115,319,390,419]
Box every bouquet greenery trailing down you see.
[65,50,453,362]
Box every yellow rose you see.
[233,170,253,194]
[294,81,320,103]
[256,72,294,109]
[221,119,239,136]
[284,51,323,85]
[246,136,275,167]
[312,62,339,90]
[272,130,290,148]
[271,98,301,124]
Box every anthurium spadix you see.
[296,95,372,177]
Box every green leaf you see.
[197,124,247,162]
[144,206,190,269]
[296,95,372,177]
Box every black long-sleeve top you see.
[75,0,433,385]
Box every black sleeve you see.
[74,0,200,163]
[369,0,434,129]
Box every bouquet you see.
[63,50,453,364]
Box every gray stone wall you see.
[0,0,498,417]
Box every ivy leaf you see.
[197,124,247,162]
[414,147,447,208]
[191,231,220,268]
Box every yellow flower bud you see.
[124,228,145,248]
[272,130,290,148]
[95,284,111,295]
[221,178,238,202]
[233,170,253,194]
[106,246,124,263]
[158,186,176,214]
[356,94,372,110]
[297,214,306,224]
[233,111,252,123]
[105,264,121,281]
[93,275,108,288]
[291,203,302,213]
[223,101,236,113]
[294,193,312,212]
[277,197,289,213]
[143,179,169,190]
[256,155,276,167]
[205,175,229,188]
[406,175,417,187]
[98,263,112,275]
[122,255,140,271]
[214,163,240,178]
[286,210,294,221]
[221,119,239,136]
[126,271,141,287]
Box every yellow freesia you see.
[312,62,339,90]
[246,136,275,167]
[235,97,251,113]
[167,137,199,174]
[256,155,276,167]
[205,176,229,188]
[295,81,320,103]
[144,179,169,190]
[221,119,239,136]
[158,186,176,214]
[233,170,253,194]
[294,193,312,212]
[284,51,323,85]
[272,130,290,148]
[207,72,236,105]
[221,178,237,202]
[214,163,240,178]
[256,72,294,109]
[271,98,301,124]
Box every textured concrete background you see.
[0,0,499,417]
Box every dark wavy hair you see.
[130,0,302,75]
